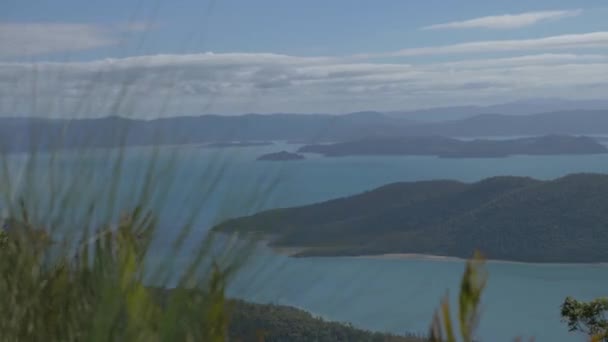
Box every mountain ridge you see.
[1,109,608,152]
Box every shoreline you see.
[352,253,463,262]
[267,244,608,266]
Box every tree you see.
[561,297,608,341]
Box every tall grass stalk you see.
[0,53,261,341]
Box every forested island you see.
[213,173,608,262]
[204,141,274,148]
[298,135,608,158]
[257,151,305,161]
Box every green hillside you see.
[214,174,608,262]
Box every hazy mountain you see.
[1,108,608,152]
[400,110,608,137]
[388,99,608,122]
[0,113,412,152]
[213,173,608,263]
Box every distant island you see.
[213,173,608,263]
[298,135,608,158]
[257,151,305,161]
[204,141,274,148]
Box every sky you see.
[1,0,608,117]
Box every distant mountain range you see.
[298,135,608,158]
[397,111,608,137]
[1,108,608,152]
[213,173,608,263]
[389,99,608,122]
[0,113,411,152]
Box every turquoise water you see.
[7,144,608,341]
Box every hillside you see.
[298,135,608,158]
[151,288,425,341]
[213,174,608,262]
[228,300,425,342]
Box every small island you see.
[204,141,274,148]
[257,151,305,161]
[298,135,608,158]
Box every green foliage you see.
[0,207,234,342]
[215,174,608,262]
[561,297,608,341]
[429,252,487,342]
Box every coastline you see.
[352,253,463,262]
[268,243,608,266]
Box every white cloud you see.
[0,22,152,58]
[438,53,607,69]
[1,52,607,117]
[356,32,608,59]
[422,9,582,30]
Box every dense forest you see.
[298,135,608,158]
[214,173,608,262]
[227,300,426,342]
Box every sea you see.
[5,141,608,341]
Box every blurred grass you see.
[0,42,260,340]
[429,252,486,342]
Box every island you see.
[204,141,274,148]
[213,173,608,263]
[257,151,305,161]
[298,135,608,158]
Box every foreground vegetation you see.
[215,173,608,262]
[0,211,236,341]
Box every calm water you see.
[8,143,608,341]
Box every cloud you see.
[356,32,608,59]
[0,23,114,58]
[0,22,152,58]
[422,9,582,30]
[1,51,607,116]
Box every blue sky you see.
[1,0,608,116]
